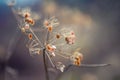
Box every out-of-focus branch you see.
[80,64,111,67]
[65,64,111,71]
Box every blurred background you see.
[0,0,120,80]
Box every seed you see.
[56,34,60,39]
[48,26,52,32]
[28,33,33,39]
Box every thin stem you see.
[43,49,49,80]
[29,28,44,48]
[55,53,69,59]
[65,64,110,71]
[46,30,50,44]
[49,37,56,44]
[55,50,71,56]
[45,51,55,67]
[80,64,111,67]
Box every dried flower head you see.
[19,8,31,18]
[25,17,35,25]
[9,5,110,77]
[70,51,83,66]
[46,44,56,57]
[64,31,76,44]
[43,17,59,32]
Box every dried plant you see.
[7,0,110,80]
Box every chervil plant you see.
[7,0,110,80]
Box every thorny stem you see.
[43,49,49,80]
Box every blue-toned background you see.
[0,0,120,80]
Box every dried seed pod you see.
[46,44,56,56]
[46,44,56,52]
[19,8,31,18]
[46,44,51,51]
[74,57,81,66]
[25,18,35,25]
[65,31,76,44]
[56,34,60,39]
[24,12,31,18]
[28,33,33,39]
[47,26,53,32]
[30,20,35,25]
[70,51,83,66]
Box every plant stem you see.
[43,49,49,80]
[64,64,111,71]
[29,28,44,48]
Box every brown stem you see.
[43,49,49,80]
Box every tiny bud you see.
[21,28,25,32]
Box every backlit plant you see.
[7,0,110,80]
